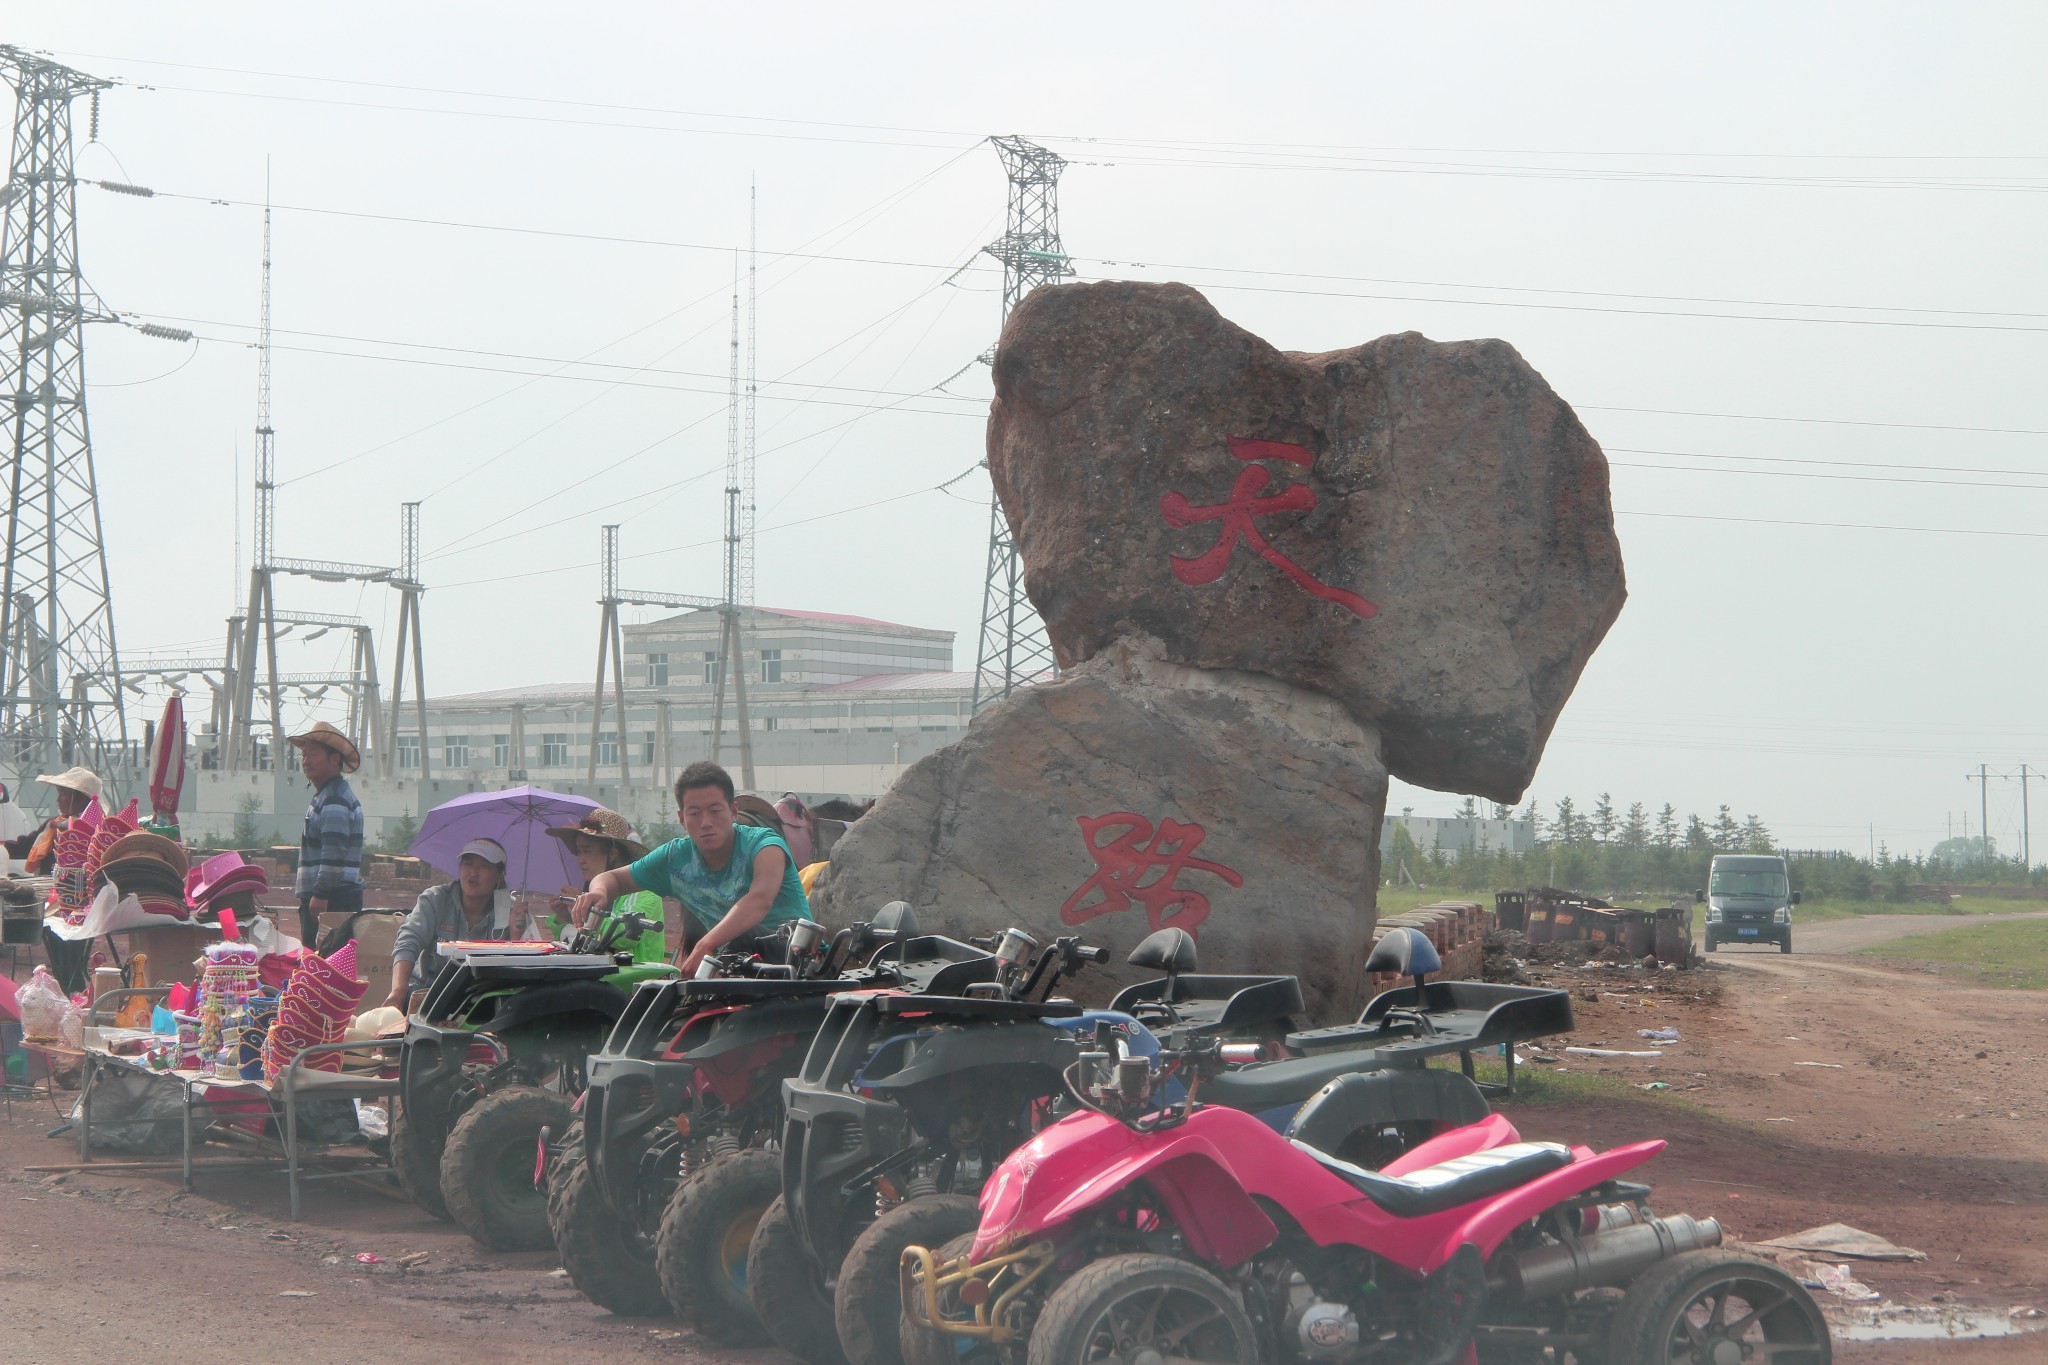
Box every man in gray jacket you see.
[383,838,530,1008]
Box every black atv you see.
[390,911,671,1249]
[544,904,973,1322]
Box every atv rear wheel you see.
[657,1147,780,1343]
[442,1085,573,1250]
[1028,1253,1256,1365]
[390,1082,457,1220]
[552,1125,672,1315]
[837,1195,982,1365]
[1608,1248,1830,1365]
[747,1194,848,1365]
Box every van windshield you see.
[1710,868,1789,899]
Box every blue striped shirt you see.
[295,776,365,897]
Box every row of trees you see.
[1387,794,2044,902]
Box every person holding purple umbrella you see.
[382,837,535,1009]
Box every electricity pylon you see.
[970,136,1074,711]
[0,48,129,791]
[588,524,717,788]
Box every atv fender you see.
[482,980,628,1034]
[1438,1139,1666,1266]
[970,1113,1276,1268]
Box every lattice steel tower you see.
[0,48,128,789]
[970,135,1074,710]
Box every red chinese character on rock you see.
[1159,436,1378,619]
[1058,812,1244,937]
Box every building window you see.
[702,650,720,685]
[759,649,782,683]
[642,734,657,765]
[648,652,670,687]
[540,733,570,767]
[762,716,778,731]
[493,734,511,767]
[866,725,892,733]
[596,731,619,766]
[397,735,420,769]
[444,735,470,768]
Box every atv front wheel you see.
[658,1147,780,1343]
[552,1126,671,1315]
[390,1082,457,1220]
[1028,1254,1257,1365]
[837,1195,982,1365]
[441,1085,573,1250]
[747,1194,848,1365]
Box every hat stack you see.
[185,851,271,917]
[262,941,368,1083]
[51,798,106,923]
[100,831,193,919]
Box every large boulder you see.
[988,281,1624,803]
[818,637,1386,1020]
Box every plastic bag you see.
[69,1068,185,1153]
[18,965,73,1041]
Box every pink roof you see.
[817,671,981,693]
[757,606,940,634]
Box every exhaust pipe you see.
[1488,1214,1722,1301]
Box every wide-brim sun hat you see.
[35,765,102,799]
[287,721,361,774]
[544,807,649,863]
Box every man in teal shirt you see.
[571,761,812,975]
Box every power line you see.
[1581,404,2048,437]
[1609,445,2048,479]
[1617,508,2048,540]
[1609,455,2048,493]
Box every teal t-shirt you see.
[628,825,812,936]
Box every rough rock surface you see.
[987,281,1624,803]
[817,637,1386,1020]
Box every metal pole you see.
[1981,762,1991,864]
[2022,764,2032,872]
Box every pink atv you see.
[902,932,1830,1365]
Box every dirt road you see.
[3,927,2043,1362]
[1782,909,2048,956]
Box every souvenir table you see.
[70,1020,401,1219]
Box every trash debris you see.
[1832,1304,2042,1342]
[279,1290,317,1298]
[353,1253,384,1264]
[1765,1117,1795,1123]
[1638,1082,1670,1091]
[1637,1027,1681,1041]
[1565,1047,1662,1058]
[649,1329,683,1340]
[548,1267,569,1277]
[396,1250,431,1267]
[266,1231,294,1242]
[1758,1223,1927,1261]
[1795,1061,1845,1069]
[1810,1263,1879,1302]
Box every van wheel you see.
[1780,935,1793,954]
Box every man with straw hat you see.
[287,722,364,951]
[6,765,102,992]
[545,807,666,963]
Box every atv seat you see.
[1201,1050,1397,1113]
[1291,1139,1573,1218]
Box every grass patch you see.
[1855,918,2048,989]
[1437,1055,1708,1114]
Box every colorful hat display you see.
[185,851,271,913]
[260,942,368,1083]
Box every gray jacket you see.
[392,882,529,990]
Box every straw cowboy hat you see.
[35,765,102,799]
[287,721,361,773]
[545,807,649,863]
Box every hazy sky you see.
[10,4,2046,858]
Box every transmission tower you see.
[587,524,718,788]
[0,48,129,792]
[384,502,428,779]
[970,135,1075,711]
[224,179,397,772]
[707,246,757,789]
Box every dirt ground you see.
[2,912,2043,1362]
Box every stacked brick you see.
[1366,900,1486,997]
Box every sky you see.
[7,3,2046,859]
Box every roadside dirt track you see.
[3,919,2043,1362]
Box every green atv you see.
[391,912,674,1249]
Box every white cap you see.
[458,837,507,867]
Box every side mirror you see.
[870,900,919,938]
[1127,927,1198,976]
[1789,891,1802,906]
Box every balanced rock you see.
[817,636,1386,1020]
[988,281,1624,803]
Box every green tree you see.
[1711,805,1743,850]
[1456,796,1479,822]
[1684,813,1712,853]
[1591,793,1617,845]
[376,807,420,856]
[1740,814,1774,854]
[1654,804,1680,849]
[1552,796,1582,845]
[1385,821,1424,886]
[1621,802,1650,850]
[231,793,263,849]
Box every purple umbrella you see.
[410,785,602,894]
